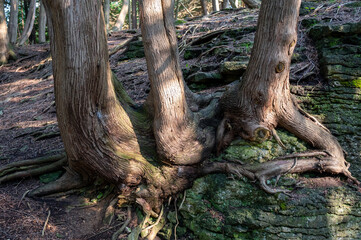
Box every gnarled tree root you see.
[28,170,87,197]
[0,154,67,184]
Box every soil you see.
[0,3,359,239]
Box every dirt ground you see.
[0,3,359,239]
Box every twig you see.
[179,191,186,210]
[142,205,163,231]
[174,198,179,240]
[42,210,51,236]
[111,206,131,240]
[18,190,31,207]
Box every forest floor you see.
[0,2,360,240]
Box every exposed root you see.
[0,153,65,173]
[271,128,286,149]
[0,157,67,184]
[28,170,87,197]
[111,206,131,240]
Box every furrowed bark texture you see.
[139,0,214,165]
[220,0,350,177]
[42,0,150,185]
[8,0,19,44]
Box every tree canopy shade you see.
[2,1,357,238]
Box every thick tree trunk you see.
[0,0,8,64]
[113,0,130,31]
[103,0,110,31]
[132,0,137,29]
[18,0,36,46]
[220,0,353,183]
[212,0,220,11]
[8,0,19,44]
[42,0,150,187]
[200,0,208,15]
[38,0,47,43]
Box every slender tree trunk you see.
[200,0,208,15]
[229,0,237,9]
[0,0,9,64]
[132,0,137,29]
[18,0,36,46]
[128,0,132,29]
[8,0,19,44]
[113,0,129,31]
[139,0,213,165]
[242,0,260,9]
[222,0,229,9]
[212,0,220,11]
[103,0,110,31]
[38,0,47,43]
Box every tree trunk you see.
[103,0,110,31]
[219,0,352,183]
[200,0,208,15]
[38,0,47,43]
[128,0,132,29]
[222,0,229,9]
[8,0,19,44]
[0,0,9,64]
[229,0,237,9]
[113,0,129,31]
[131,0,137,29]
[18,0,36,46]
[212,0,220,11]
[242,0,260,9]
[139,0,214,165]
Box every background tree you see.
[131,0,137,29]
[38,0,46,43]
[200,0,208,15]
[0,0,9,64]
[113,0,130,31]
[18,0,36,45]
[103,0,110,31]
[8,0,18,44]
[212,0,219,11]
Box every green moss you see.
[339,78,361,88]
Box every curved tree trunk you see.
[38,0,47,43]
[219,0,353,187]
[139,0,214,165]
[0,0,9,64]
[18,0,36,46]
[8,0,19,44]
[113,0,129,31]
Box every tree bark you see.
[132,0,137,29]
[242,0,260,9]
[113,0,130,31]
[103,0,110,31]
[0,0,9,64]
[200,0,208,15]
[222,0,229,9]
[220,0,351,178]
[38,0,47,43]
[8,0,19,44]
[18,0,36,46]
[212,0,220,11]
[139,0,214,165]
